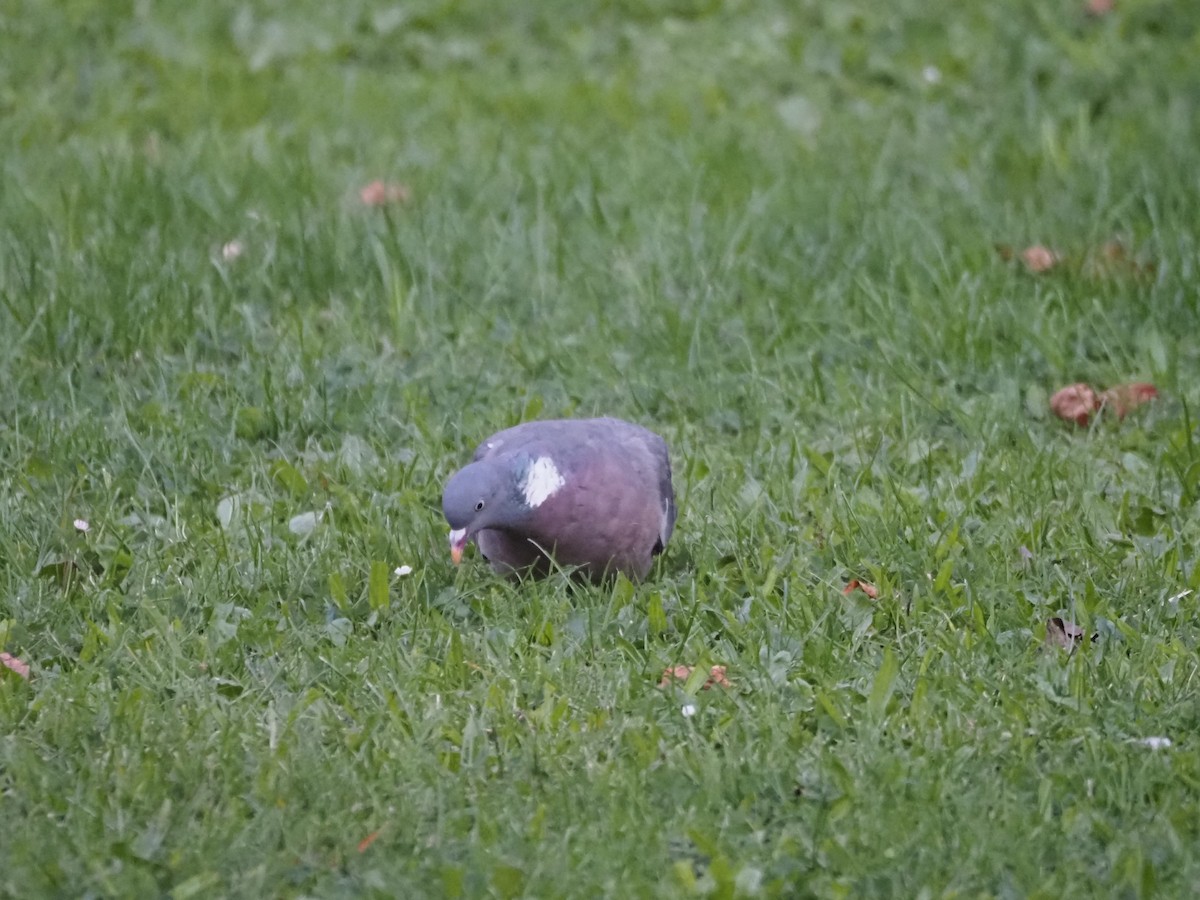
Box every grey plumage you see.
[442,417,676,581]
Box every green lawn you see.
[2,0,1199,896]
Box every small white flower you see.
[922,65,942,84]
[681,704,697,718]
[221,240,244,262]
[73,518,90,533]
[394,565,413,577]
[1138,736,1172,751]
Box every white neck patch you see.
[522,456,565,508]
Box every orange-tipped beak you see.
[448,528,468,565]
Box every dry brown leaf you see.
[1021,245,1061,273]
[1100,239,1130,265]
[659,664,730,690]
[1044,617,1096,651]
[1003,238,1153,280]
[660,664,691,686]
[842,579,879,599]
[1044,617,1084,650]
[1050,383,1101,426]
[1085,239,1156,280]
[1100,382,1158,419]
[1051,381,1157,426]
[359,180,411,206]
[1,652,30,679]
[357,829,382,853]
[706,665,731,689]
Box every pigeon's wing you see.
[513,418,676,579]
[593,418,676,554]
[469,419,558,463]
[470,431,508,463]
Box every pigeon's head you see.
[442,454,560,564]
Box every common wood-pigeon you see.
[442,417,676,581]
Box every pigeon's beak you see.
[448,528,469,565]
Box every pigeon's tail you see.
[656,455,677,554]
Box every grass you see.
[2,0,1200,895]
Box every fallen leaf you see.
[1044,616,1083,650]
[1044,616,1085,651]
[996,243,1062,272]
[1002,238,1153,281]
[659,664,731,690]
[1050,381,1157,426]
[1099,382,1158,419]
[842,579,879,599]
[1021,245,1061,273]
[706,665,731,688]
[357,829,382,853]
[660,665,691,686]
[1085,239,1156,280]
[359,180,411,206]
[1,652,30,679]
[1050,383,1101,426]
[1085,0,1114,16]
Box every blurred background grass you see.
[2,0,1200,896]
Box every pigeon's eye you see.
[474,500,485,512]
